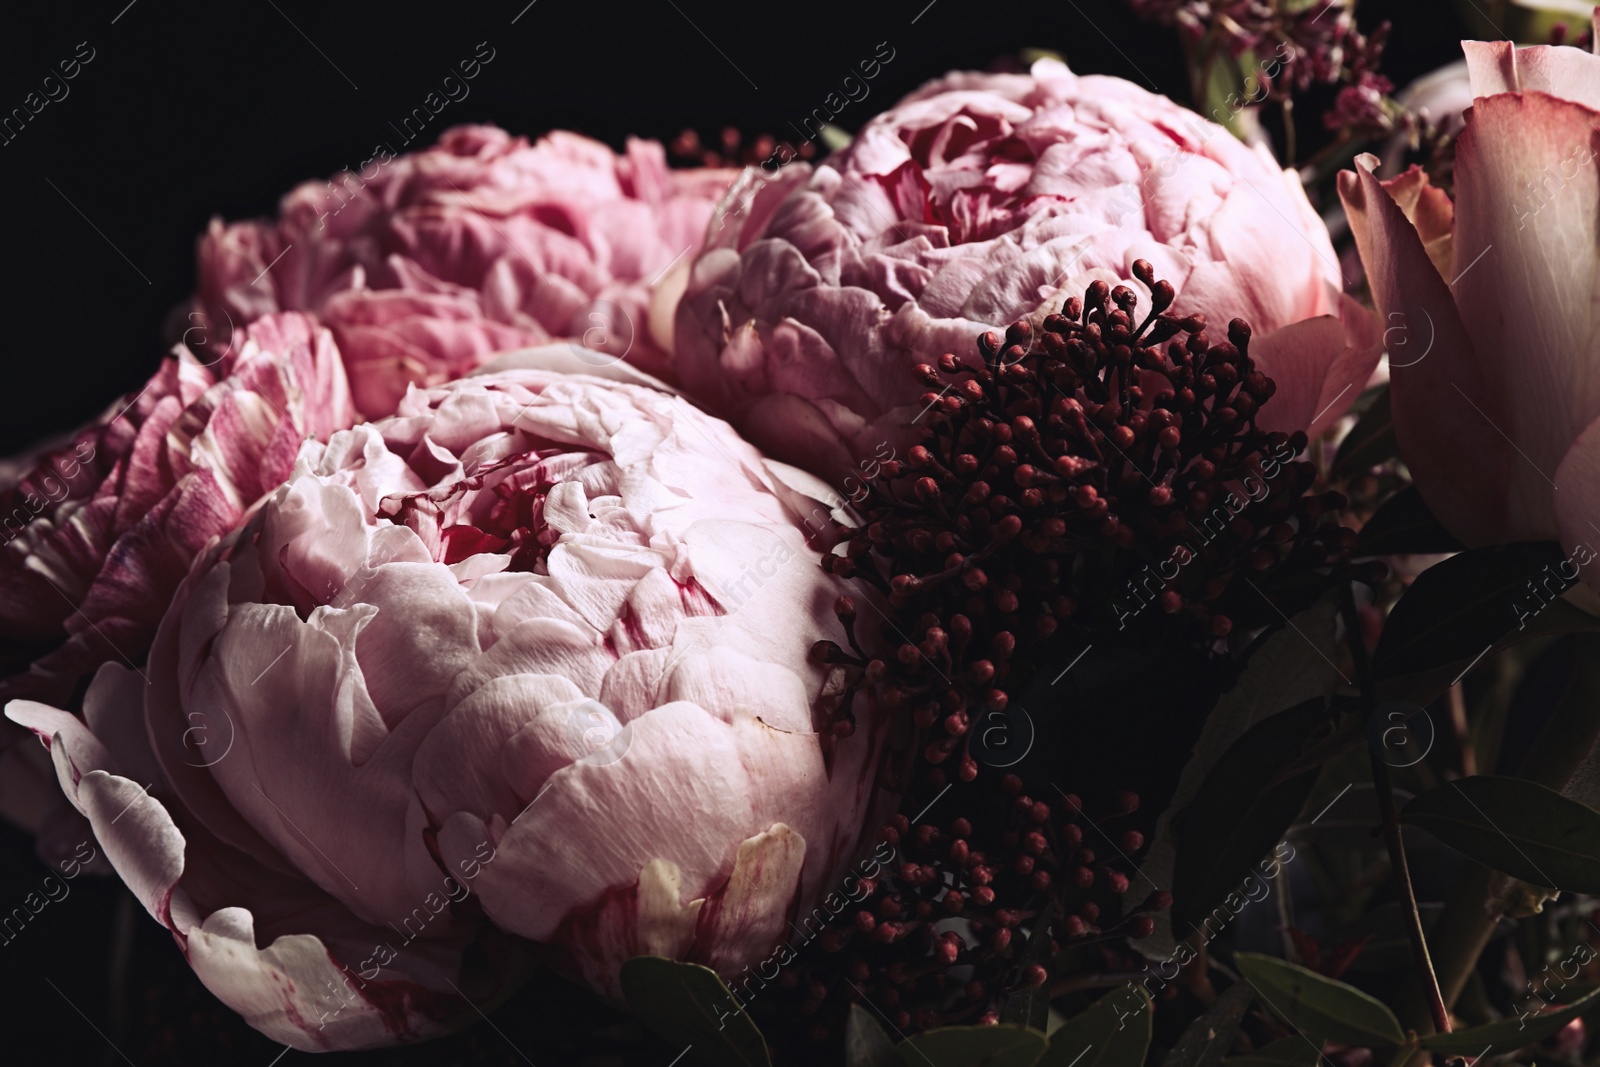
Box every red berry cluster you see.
[752,785,1166,1046]
[773,267,1367,1049]
[821,263,1362,764]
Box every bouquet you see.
[9,3,1600,1064]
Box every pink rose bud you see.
[1339,18,1600,590]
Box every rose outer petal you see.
[1338,158,1511,546]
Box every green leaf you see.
[1128,597,1341,954]
[1161,981,1255,1067]
[1200,48,1259,139]
[1378,597,1600,706]
[1235,953,1405,1049]
[620,956,772,1067]
[1039,987,1151,1067]
[1424,984,1600,1054]
[846,1004,900,1067]
[1373,542,1569,681]
[898,1025,1049,1067]
[1333,385,1395,478]
[1354,486,1463,557]
[1400,775,1600,892]
[1171,699,1324,936]
[1223,1037,1325,1067]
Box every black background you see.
[0,0,1466,1063]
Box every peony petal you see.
[457,701,819,944]
[664,648,815,733]
[414,672,590,823]
[695,824,806,978]
[1250,298,1381,439]
[11,678,518,1052]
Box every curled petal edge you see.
[4,700,502,1052]
[1463,33,1600,112]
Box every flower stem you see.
[1413,634,1600,1017]
[1338,581,1452,1035]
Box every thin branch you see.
[1339,581,1452,1035]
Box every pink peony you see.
[0,313,354,862]
[9,358,889,1048]
[675,58,1379,479]
[1337,21,1600,585]
[184,126,735,417]
[0,312,354,708]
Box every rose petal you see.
[1338,157,1510,545]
